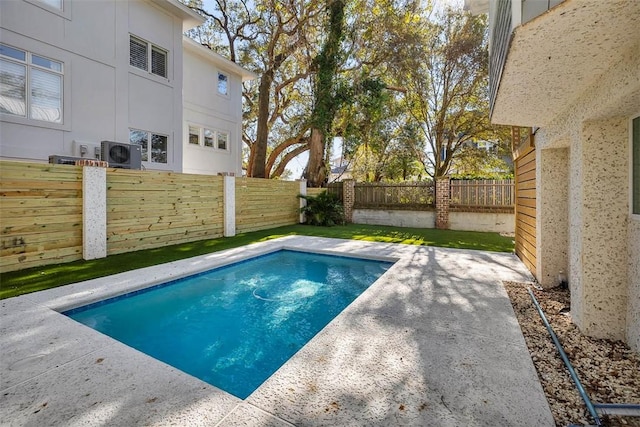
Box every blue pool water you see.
[65,250,392,399]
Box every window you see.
[188,126,199,145]
[188,124,229,151]
[129,129,168,164]
[204,129,214,147]
[0,44,63,123]
[129,36,167,78]
[633,116,640,215]
[40,0,62,9]
[217,72,228,95]
[217,132,228,150]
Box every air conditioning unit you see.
[101,141,142,169]
[49,155,86,165]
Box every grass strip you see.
[0,224,514,299]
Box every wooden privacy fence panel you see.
[353,182,434,210]
[514,143,536,276]
[106,170,224,255]
[235,178,300,233]
[306,188,325,197]
[1,162,83,272]
[450,179,514,208]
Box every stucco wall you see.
[628,218,640,352]
[536,147,569,288]
[352,209,435,229]
[449,212,514,234]
[352,209,514,234]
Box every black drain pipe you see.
[527,288,603,426]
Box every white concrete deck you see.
[0,236,554,426]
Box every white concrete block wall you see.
[82,167,107,260]
[448,212,514,234]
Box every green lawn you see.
[0,224,514,299]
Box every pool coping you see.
[0,236,555,426]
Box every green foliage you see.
[299,191,345,226]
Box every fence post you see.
[223,176,236,237]
[343,179,355,223]
[299,179,307,223]
[82,166,107,260]
[435,176,450,229]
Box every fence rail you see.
[353,182,435,210]
[450,179,514,207]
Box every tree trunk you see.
[306,127,326,187]
[250,70,273,178]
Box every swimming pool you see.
[64,250,392,399]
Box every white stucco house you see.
[467,0,640,352]
[0,0,254,175]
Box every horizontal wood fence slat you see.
[106,169,224,256]
[235,178,300,234]
[1,162,83,272]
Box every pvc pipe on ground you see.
[526,288,603,427]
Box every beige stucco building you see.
[467,0,640,352]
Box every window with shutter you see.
[0,43,63,123]
[129,37,147,71]
[151,46,166,78]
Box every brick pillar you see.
[343,179,355,223]
[435,177,450,229]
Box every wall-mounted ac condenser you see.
[101,141,142,169]
[49,155,86,165]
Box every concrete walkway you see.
[0,236,554,426]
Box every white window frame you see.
[631,114,640,218]
[129,35,168,80]
[23,0,71,19]
[0,43,64,125]
[187,124,230,152]
[129,128,169,164]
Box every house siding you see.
[0,0,191,172]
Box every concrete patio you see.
[0,236,554,426]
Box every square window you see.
[204,129,214,147]
[217,132,228,150]
[217,72,228,95]
[0,44,64,124]
[189,126,200,145]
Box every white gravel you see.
[504,281,640,427]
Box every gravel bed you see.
[504,281,640,427]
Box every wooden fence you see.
[0,161,307,273]
[235,178,300,233]
[352,182,435,210]
[1,162,83,272]
[450,179,514,209]
[106,170,224,255]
